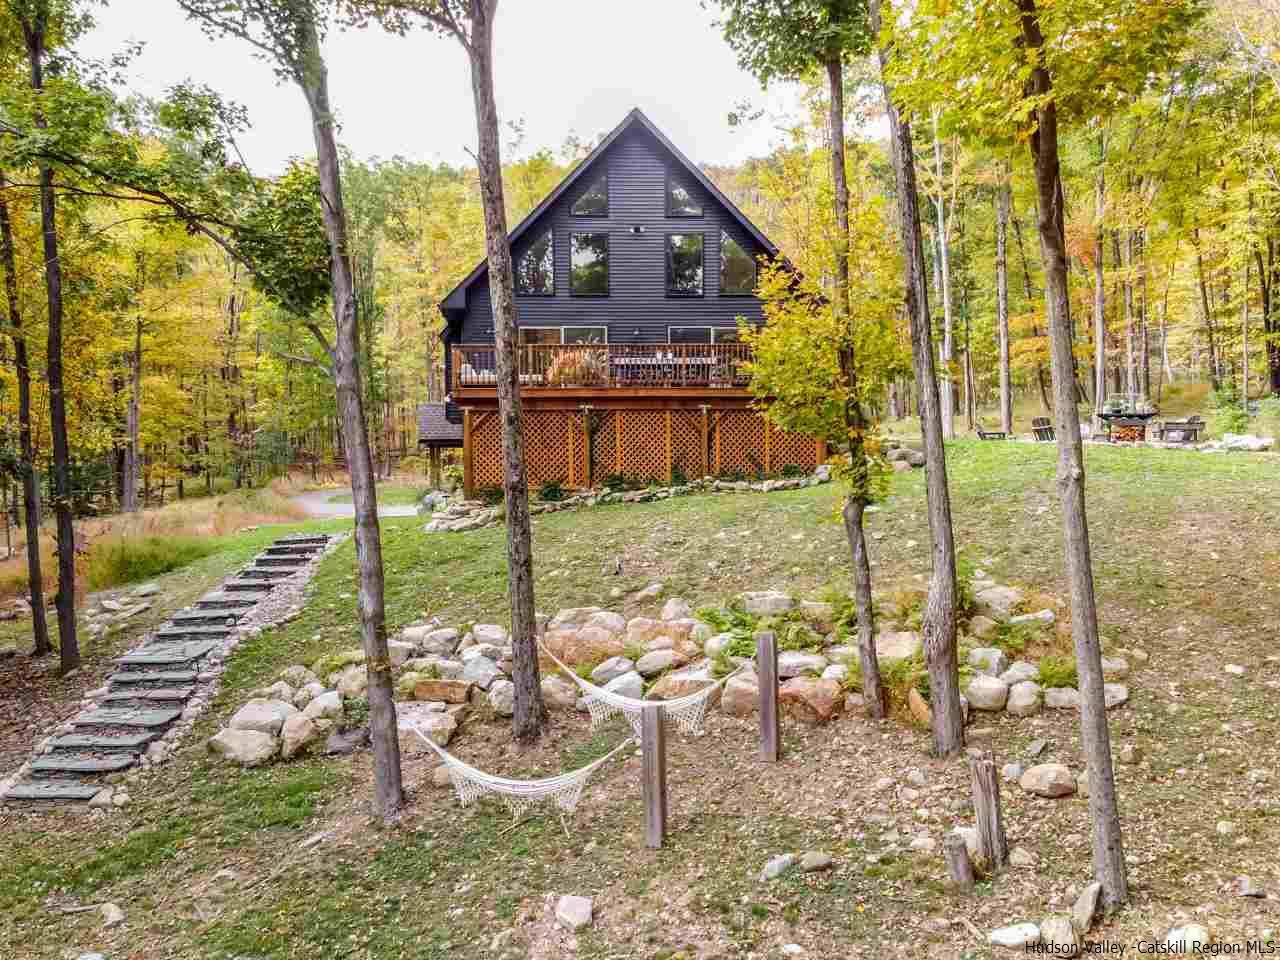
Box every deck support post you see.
[641,704,668,847]
[699,405,710,478]
[665,411,673,482]
[757,630,780,762]
[462,408,474,498]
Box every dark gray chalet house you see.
[438,108,825,496]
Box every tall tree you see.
[358,0,547,741]
[867,0,965,755]
[995,162,1013,435]
[0,171,50,656]
[716,0,890,718]
[176,0,405,820]
[7,0,79,674]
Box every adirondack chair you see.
[1031,417,1056,442]
[976,426,1007,440]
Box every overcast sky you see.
[80,1,805,175]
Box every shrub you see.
[311,649,365,679]
[670,465,689,487]
[1256,396,1280,439]
[779,463,807,478]
[955,551,978,619]
[475,484,505,505]
[1036,654,1078,689]
[990,621,1039,656]
[537,478,567,502]
[87,534,220,591]
[1208,383,1250,436]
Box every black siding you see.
[457,126,767,343]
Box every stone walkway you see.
[0,534,333,810]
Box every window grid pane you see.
[666,233,704,296]
[570,233,609,296]
[514,229,554,295]
[572,174,608,216]
[720,231,756,295]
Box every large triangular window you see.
[571,173,608,216]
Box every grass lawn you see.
[2,441,1279,958]
[327,484,427,507]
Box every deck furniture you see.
[1031,417,1056,442]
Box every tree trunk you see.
[0,171,50,657]
[1016,0,1129,912]
[295,14,403,821]
[825,56,885,720]
[1122,231,1135,395]
[22,15,78,675]
[1012,215,1053,411]
[1195,233,1221,392]
[995,171,1012,435]
[932,113,955,439]
[870,0,963,757]
[123,317,142,512]
[464,0,546,741]
[1242,259,1250,408]
[1093,142,1107,428]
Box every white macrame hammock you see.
[540,643,744,738]
[409,723,632,818]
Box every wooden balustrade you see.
[452,342,753,391]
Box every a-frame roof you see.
[439,107,779,313]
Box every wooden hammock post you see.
[968,749,1008,869]
[943,832,976,892]
[641,704,668,848]
[757,630,780,762]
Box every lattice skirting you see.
[464,406,822,493]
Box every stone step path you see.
[2,533,331,807]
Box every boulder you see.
[876,631,922,662]
[397,702,457,753]
[821,663,848,683]
[998,661,1039,685]
[1104,683,1129,708]
[403,656,464,680]
[705,632,734,658]
[798,851,833,872]
[660,598,692,621]
[302,690,343,721]
[798,601,835,630]
[402,625,459,655]
[631,582,664,602]
[1020,763,1076,798]
[292,681,326,709]
[280,665,319,688]
[488,679,515,716]
[720,672,760,717]
[1010,608,1055,627]
[988,923,1040,949]
[1002,762,1024,783]
[649,661,718,701]
[230,698,297,736]
[975,584,1023,618]
[549,607,606,630]
[386,639,416,668]
[280,714,318,759]
[555,895,593,932]
[461,656,503,690]
[584,611,626,635]
[543,625,625,665]
[1044,687,1080,710]
[968,646,1009,677]
[636,649,685,676]
[602,670,643,700]
[1006,681,1043,717]
[1100,656,1129,680]
[590,656,634,684]
[759,853,796,881]
[1009,847,1037,868]
[255,680,295,703]
[966,675,1009,712]
[1164,925,1212,951]
[413,678,472,704]
[778,677,843,725]
[1039,917,1078,955]
[777,651,828,678]
[1072,882,1102,934]
[208,728,279,766]
[541,675,578,710]
[334,664,368,698]
[968,615,999,639]
[472,623,507,645]
[907,687,932,727]
[741,591,794,616]
[460,643,503,662]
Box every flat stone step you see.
[274,534,329,545]
[153,625,230,643]
[30,755,136,777]
[224,578,276,593]
[4,781,102,802]
[171,609,239,626]
[73,707,181,730]
[238,565,294,579]
[264,544,322,556]
[109,669,198,687]
[119,641,218,667]
[102,686,194,705]
[50,732,157,753]
[198,591,261,607]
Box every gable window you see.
[666,233,704,297]
[514,229,554,295]
[570,233,609,296]
[720,231,756,295]
[667,177,703,217]
[670,326,739,344]
[571,173,608,216]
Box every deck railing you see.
[452,342,753,391]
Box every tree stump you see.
[968,749,1008,869]
[943,832,976,892]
